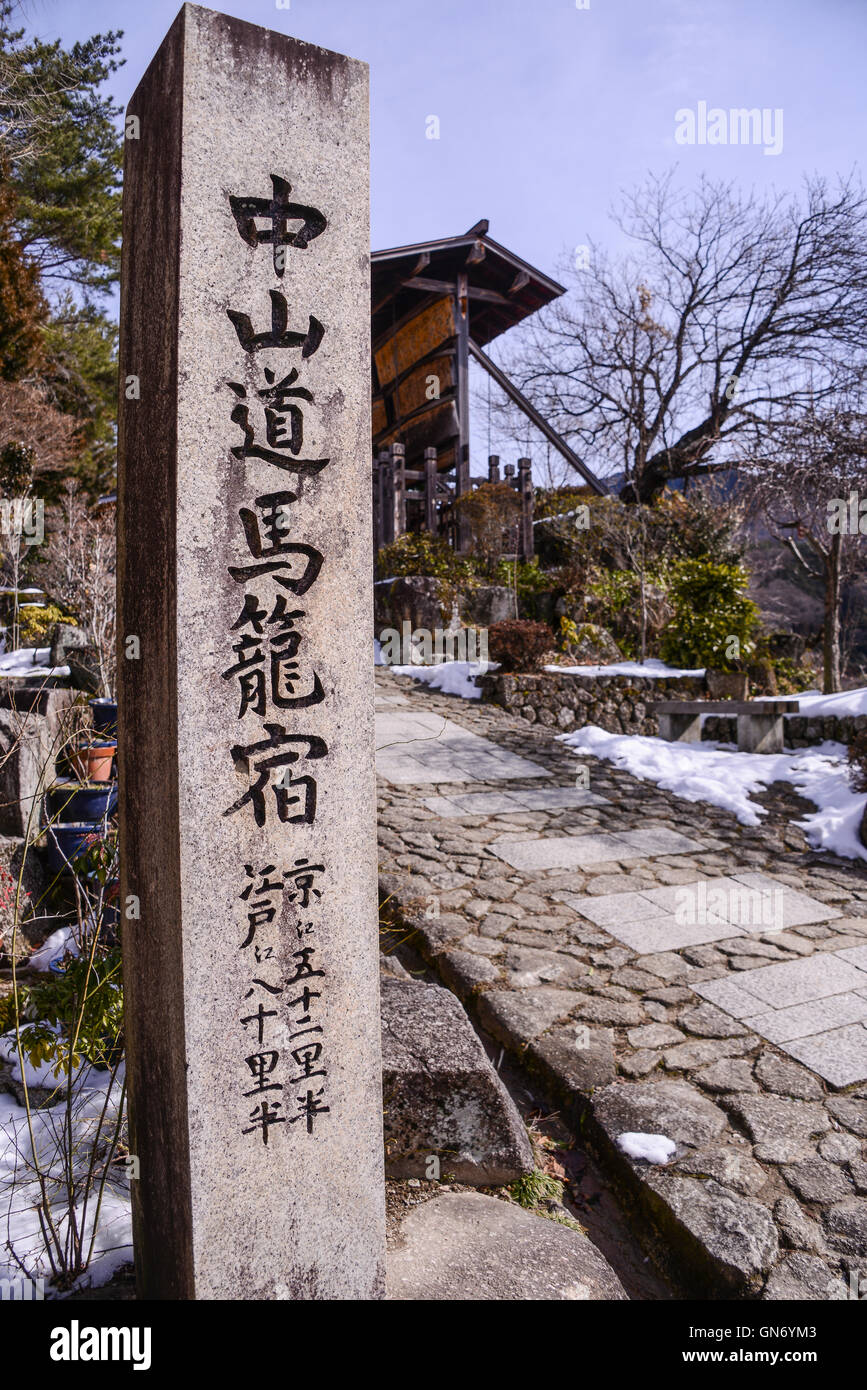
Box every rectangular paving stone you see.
[729,954,867,1009]
[491,833,633,872]
[449,791,528,813]
[692,976,771,1019]
[610,914,746,955]
[557,890,669,927]
[613,828,704,857]
[837,945,867,974]
[514,788,611,811]
[782,1024,867,1089]
[730,873,841,929]
[377,716,552,785]
[742,992,867,1044]
[421,794,475,817]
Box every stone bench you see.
[653,699,800,754]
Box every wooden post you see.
[488,454,500,484]
[381,453,395,546]
[455,270,471,551]
[518,456,534,560]
[375,447,388,551]
[424,446,438,534]
[392,442,406,538]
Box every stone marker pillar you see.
[117,3,384,1299]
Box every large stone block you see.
[0,688,78,836]
[117,5,382,1300]
[381,977,533,1183]
[386,1192,627,1300]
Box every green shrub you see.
[661,558,759,671]
[490,556,552,600]
[376,532,473,584]
[17,600,73,648]
[488,619,553,672]
[2,945,123,1076]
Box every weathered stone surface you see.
[48,621,91,667]
[782,1158,854,1204]
[0,692,77,837]
[818,1131,862,1164]
[528,1025,616,1095]
[762,1253,836,1300]
[476,986,586,1047]
[568,993,645,1027]
[500,945,587,989]
[673,1145,769,1197]
[644,1175,778,1284]
[381,979,533,1184]
[386,1193,627,1300]
[619,1049,662,1078]
[437,948,502,995]
[627,1023,685,1049]
[117,7,382,1300]
[593,1079,727,1153]
[773,1196,826,1253]
[694,1059,758,1094]
[374,576,454,634]
[827,1096,867,1137]
[663,1038,756,1071]
[678,1002,749,1039]
[754,1051,824,1100]
[823,1197,867,1254]
[726,1096,831,1164]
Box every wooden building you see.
[371,219,606,554]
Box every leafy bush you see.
[490,556,552,599]
[488,619,554,672]
[17,600,72,647]
[661,558,759,671]
[848,731,867,795]
[376,531,473,583]
[769,655,820,695]
[3,945,123,1076]
[454,482,522,577]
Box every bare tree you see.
[45,482,115,695]
[509,172,867,501]
[743,378,867,693]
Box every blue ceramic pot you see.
[89,698,118,738]
[44,823,104,876]
[46,781,117,824]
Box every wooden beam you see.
[402,275,510,306]
[468,338,608,495]
[455,273,471,551]
[508,269,530,294]
[466,240,486,265]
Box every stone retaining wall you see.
[479,671,867,748]
[477,671,706,737]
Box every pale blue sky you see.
[24,0,867,478]
[30,0,867,270]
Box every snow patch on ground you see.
[0,1052,131,1294]
[561,726,867,862]
[0,646,68,677]
[617,1132,676,1164]
[390,661,494,700]
[760,685,867,718]
[546,659,705,679]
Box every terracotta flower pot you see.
[70,740,117,783]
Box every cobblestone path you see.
[375,667,867,1299]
